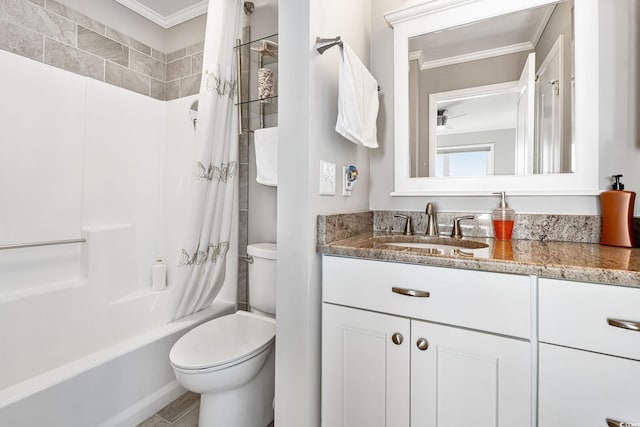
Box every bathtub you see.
[0,222,238,427]
[0,300,234,427]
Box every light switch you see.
[319,160,336,196]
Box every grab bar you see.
[0,237,86,251]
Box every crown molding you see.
[419,42,533,70]
[384,0,480,27]
[115,0,208,29]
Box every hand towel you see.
[336,42,379,149]
[254,127,278,186]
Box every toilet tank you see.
[247,243,277,316]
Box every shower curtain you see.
[174,0,241,319]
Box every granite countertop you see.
[318,232,640,288]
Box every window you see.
[436,143,495,177]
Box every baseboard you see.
[98,381,187,427]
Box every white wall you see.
[276,0,372,425]
[370,0,640,216]
[598,0,640,212]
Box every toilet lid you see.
[170,311,276,371]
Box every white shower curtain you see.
[174,0,241,320]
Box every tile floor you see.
[138,392,200,427]
[138,392,275,426]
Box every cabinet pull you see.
[416,338,429,351]
[391,333,404,345]
[607,318,640,332]
[392,287,430,298]
[606,418,639,427]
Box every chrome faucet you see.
[451,215,474,239]
[394,214,413,235]
[424,203,439,236]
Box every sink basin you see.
[373,236,489,257]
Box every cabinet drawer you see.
[322,256,531,339]
[539,343,640,427]
[539,279,640,360]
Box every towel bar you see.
[316,36,342,54]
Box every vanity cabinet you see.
[538,279,640,426]
[321,256,533,427]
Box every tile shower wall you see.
[237,26,251,312]
[0,0,203,101]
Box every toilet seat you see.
[170,311,276,373]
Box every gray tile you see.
[172,403,199,427]
[7,0,75,46]
[242,25,250,43]
[166,56,191,81]
[151,48,165,63]
[166,80,179,101]
[150,79,165,101]
[166,48,185,63]
[239,163,248,210]
[157,392,199,423]
[179,73,201,98]
[105,61,149,96]
[185,41,204,55]
[239,210,249,248]
[0,0,6,20]
[238,257,247,306]
[191,52,203,75]
[130,49,164,81]
[0,21,43,61]
[44,37,104,80]
[137,414,170,427]
[77,26,128,66]
[239,132,249,163]
[26,0,42,5]
[45,0,104,34]
[105,26,151,56]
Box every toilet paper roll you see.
[258,67,274,101]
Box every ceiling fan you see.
[437,109,467,129]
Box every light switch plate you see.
[319,160,336,196]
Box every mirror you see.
[386,0,600,195]
[409,3,573,178]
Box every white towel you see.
[254,127,278,186]
[335,43,379,149]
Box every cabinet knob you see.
[416,338,429,351]
[391,333,404,345]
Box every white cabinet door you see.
[322,303,410,427]
[539,344,640,427]
[411,320,531,427]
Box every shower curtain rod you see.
[0,237,87,251]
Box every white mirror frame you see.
[386,0,600,196]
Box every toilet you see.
[170,243,277,427]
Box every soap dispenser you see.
[600,174,636,247]
[492,192,515,241]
